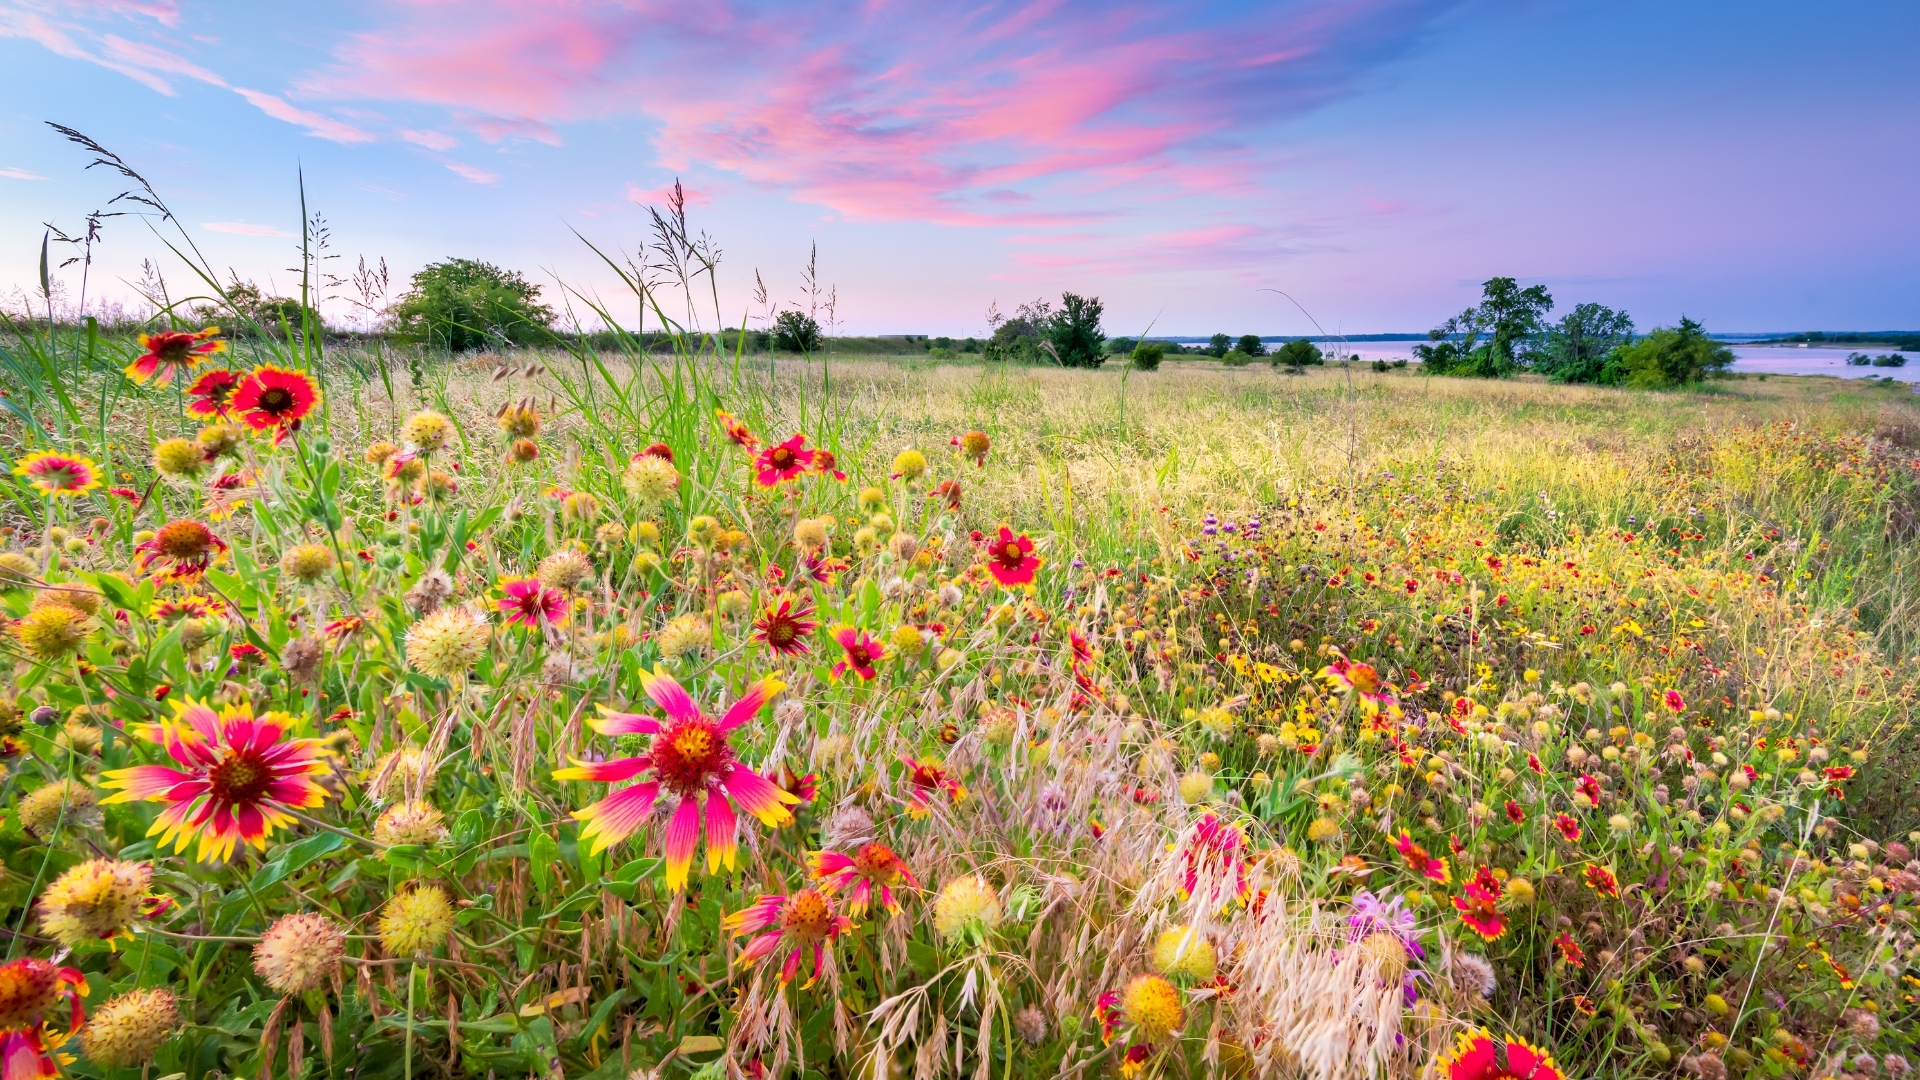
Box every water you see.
[1304,341,1920,382]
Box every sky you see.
[0,0,1916,337]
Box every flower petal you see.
[661,796,701,891]
[571,781,660,856]
[722,766,798,827]
[640,669,702,724]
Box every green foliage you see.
[1603,317,1735,387]
[194,280,322,338]
[1416,277,1553,377]
[772,310,822,352]
[388,258,554,351]
[1129,341,1165,370]
[1220,350,1254,367]
[1539,303,1635,384]
[1272,338,1323,369]
[1107,337,1137,356]
[1206,332,1232,358]
[1236,334,1267,357]
[1045,292,1106,368]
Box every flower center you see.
[259,388,294,414]
[853,844,900,884]
[781,889,832,939]
[765,620,796,646]
[1348,665,1379,694]
[769,447,795,470]
[994,542,1024,568]
[157,522,214,560]
[652,719,727,795]
[208,749,274,804]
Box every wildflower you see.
[953,430,990,465]
[81,987,177,1067]
[1452,882,1507,941]
[1433,1029,1564,1080]
[1664,689,1686,713]
[378,883,455,956]
[185,368,242,417]
[497,402,540,439]
[656,614,711,660]
[127,327,225,385]
[622,455,681,504]
[928,479,962,511]
[724,887,854,987]
[1451,953,1497,998]
[253,912,345,993]
[1321,658,1393,707]
[902,755,967,813]
[134,519,226,581]
[37,859,164,946]
[1151,926,1216,981]
[1584,864,1619,898]
[890,448,927,481]
[715,409,759,450]
[810,843,921,915]
[1014,1005,1048,1045]
[101,699,332,862]
[1552,933,1586,968]
[932,874,1001,942]
[1552,813,1582,842]
[0,958,87,1076]
[793,517,829,551]
[373,801,449,846]
[508,437,539,462]
[1178,813,1251,910]
[153,437,207,478]
[536,548,594,591]
[400,410,455,452]
[554,671,799,890]
[231,365,319,433]
[831,626,885,680]
[1394,831,1452,884]
[196,422,245,459]
[753,594,817,657]
[1116,973,1185,1044]
[280,542,336,583]
[560,491,600,525]
[17,780,100,836]
[755,434,819,487]
[985,526,1040,587]
[1503,877,1535,905]
[498,578,567,628]
[405,606,491,679]
[12,450,100,498]
[1504,800,1525,823]
[10,604,92,660]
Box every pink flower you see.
[985,526,1039,587]
[724,887,853,987]
[810,843,920,915]
[830,627,885,681]
[754,434,819,487]
[498,578,567,628]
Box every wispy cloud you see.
[233,88,376,144]
[443,160,499,184]
[0,167,49,180]
[202,221,292,236]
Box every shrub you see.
[387,258,554,351]
[1107,337,1136,356]
[1130,342,1165,370]
[1873,353,1908,368]
[1272,338,1323,369]
[1220,350,1253,367]
[1206,332,1232,358]
[773,310,822,352]
[1236,334,1267,357]
[928,347,955,359]
[1601,317,1734,387]
[1046,292,1107,368]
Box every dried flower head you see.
[1151,926,1216,981]
[933,874,1002,942]
[82,987,179,1067]
[400,410,454,453]
[17,779,100,837]
[38,859,156,946]
[405,605,490,679]
[254,912,346,993]
[379,883,455,956]
[622,455,681,504]
[153,437,206,478]
[1119,973,1185,1044]
[11,603,92,660]
[657,614,711,660]
[537,548,594,591]
[373,801,449,846]
[280,542,336,583]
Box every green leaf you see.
[251,830,347,895]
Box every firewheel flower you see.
[133,520,227,582]
[753,594,817,657]
[186,368,242,417]
[11,450,101,498]
[101,699,332,863]
[0,957,87,1078]
[985,526,1039,587]
[724,887,854,988]
[830,626,885,680]
[811,843,921,915]
[1393,831,1452,885]
[231,365,320,433]
[1584,863,1620,898]
[1176,813,1251,912]
[754,434,819,487]
[554,671,799,890]
[901,756,967,814]
[1552,813,1582,842]
[1433,1028,1564,1080]
[1451,882,1507,941]
[498,577,567,628]
[126,327,225,386]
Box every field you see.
[1,329,1918,1080]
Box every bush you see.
[388,258,554,351]
[928,347,955,359]
[1236,334,1267,357]
[1206,332,1232,358]
[1849,353,1874,366]
[773,310,822,352]
[960,337,981,354]
[1107,337,1136,356]
[1601,317,1734,387]
[1046,292,1107,368]
[1220,350,1254,367]
[1873,353,1908,368]
[1272,338,1323,369]
[1129,342,1165,370]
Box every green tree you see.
[773,310,822,352]
[1538,303,1635,384]
[388,258,554,351]
[1414,277,1553,377]
[1273,338,1323,369]
[1602,317,1733,388]
[1236,334,1267,357]
[1206,333,1232,358]
[1130,342,1165,370]
[1046,292,1107,368]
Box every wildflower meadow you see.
[1,218,1918,1080]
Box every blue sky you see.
[1,0,1916,336]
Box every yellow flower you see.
[890,449,927,482]
[379,883,455,956]
[153,437,206,478]
[933,874,1002,942]
[1151,927,1216,981]
[657,614,711,660]
[38,858,155,945]
[1306,816,1341,844]
[280,542,336,583]
[254,911,346,993]
[622,456,680,504]
[373,801,449,846]
[82,988,179,1067]
[405,606,491,679]
[400,410,455,453]
[11,603,92,659]
[1120,973,1185,1043]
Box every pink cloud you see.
[401,129,459,151]
[625,181,710,208]
[444,160,500,184]
[234,88,376,144]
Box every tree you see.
[1236,334,1267,357]
[1046,292,1106,368]
[195,279,321,339]
[388,258,554,351]
[1130,342,1165,371]
[1602,317,1733,388]
[1413,277,1553,377]
[1538,303,1635,384]
[1273,338,1323,369]
[1108,337,1136,355]
[1206,333,1232,358]
[773,310,822,352]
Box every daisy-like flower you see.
[754,434,818,487]
[1583,863,1619,898]
[1433,1028,1564,1080]
[951,430,990,466]
[928,479,962,511]
[985,526,1039,587]
[715,409,759,451]
[1552,932,1586,968]
[553,671,799,891]
[811,449,848,482]
[811,843,921,915]
[1552,813,1582,842]
[901,756,967,814]
[498,577,567,628]
[753,594,817,657]
[185,368,242,418]
[1452,882,1507,941]
[1096,974,1185,1078]
[830,626,885,680]
[101,699,332,863]
[0,957,87,1079]
[723,887,854,988]
[1504,800,1525,823]
[1320,658,1396,712]
[1177,813,1251,911]
[133,520,226,582]
[1575,773,1602,805]
[126,328,225,386]
[1393,831,1452,884]
[231,365,320,434]
[1663,689,1686,713]
[11,451,100,498]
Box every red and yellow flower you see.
[554,671,799,890]
[810,843,920,915]
[1583,864,1619,898]
[185,368,242,417]
[11,451,100,499]
[0,957,87,1080]
[231,365,319,434]
[831,626,885,681]
[133,520,226,582]
[901,756,967,814]
[985,526,1039,587]
[101,700,332,863]
[1552,813,1581,842]
[1394,831,1451,884]
[498,577,567,628]
[127,328,225,386]
[753,434,818,487]
[724,887,853,988]
[1432,1028,1564,1080]
[753,594,817,657]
